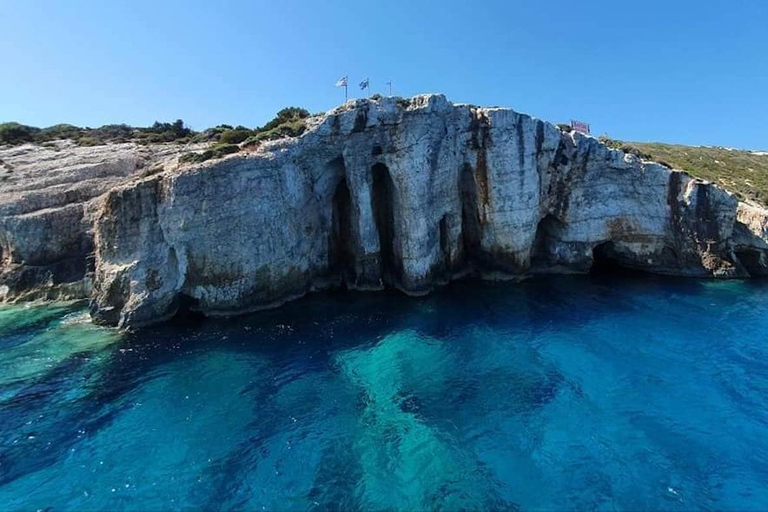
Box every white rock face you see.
[2,95,768,328]
[81,95,768,328]
[0,140,195,301]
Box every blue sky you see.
[2,0,766,148]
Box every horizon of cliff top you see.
[2,93,767,153]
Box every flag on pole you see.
[335,75,348,87]
[359,78,369,90]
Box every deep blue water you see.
[1,276,768,511]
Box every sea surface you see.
[1,276,768,511]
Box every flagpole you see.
[345,83,348,103]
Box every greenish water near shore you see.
[1,276,768,510]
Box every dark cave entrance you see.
[371,162,398,287]
[171,293,205,325]
[459,163,481,263]
[330,175,355,285]
[531,214,564,269]
[735,249,768,277]
[590,242,623,275]
[590,241,647,277]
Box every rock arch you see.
[530,214,565,270]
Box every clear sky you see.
[2,0,766,148]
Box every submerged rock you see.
[2,95,768,327]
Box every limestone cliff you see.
[0,140,201,302]
[2,95,768,328]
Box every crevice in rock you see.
[459,163,482,265]
[694,185,719,241]
[531,214,564,269]
[329,173,355,286]
[469,111,492,214]
[667,171,684,245]
[439,214,450,265]
[353,106,368,133]
[371,162,398,287]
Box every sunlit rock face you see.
[80,95,768,328]
[0,141,193,302]
[2,95,768,327]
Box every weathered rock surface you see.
[0,140,196,301]
[2,95,768,328]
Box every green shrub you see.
[144,119,191,139]
[38,124,83,141]
[179,143,241,164]
[241,136,261,149]
[179,152,206,164]
[90,124,134,142]
[259,107,310,133]
[0,122,39,145]
[212,143,240,157]
[75,136,102,147]
[0,119,196,146]
[219,129,253,144]
[1,107,314,149]
[253,119,307,142]
[619,144,652,160]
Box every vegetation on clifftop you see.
[4,109,766,205]
[180,107,311,163]
[1,106,312,165]
[600,137,768,205]
[0,120,192,146]
[0,107,311,156]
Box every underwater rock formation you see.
[2,95,767,328]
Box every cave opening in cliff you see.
[531,214,564,270]
[371,162,398,287]
[459,163,481,265]
[736,249,768,277]
[172,293,205,324]
[330,175,355,285]
[590,241,645,277]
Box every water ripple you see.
[1,277,768,510]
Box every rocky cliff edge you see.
[2,95,767,328]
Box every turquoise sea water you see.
[1,276,768,511]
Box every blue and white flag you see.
[335,75,348,87]
[359,78,369,90]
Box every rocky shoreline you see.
[2,94,767,328]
